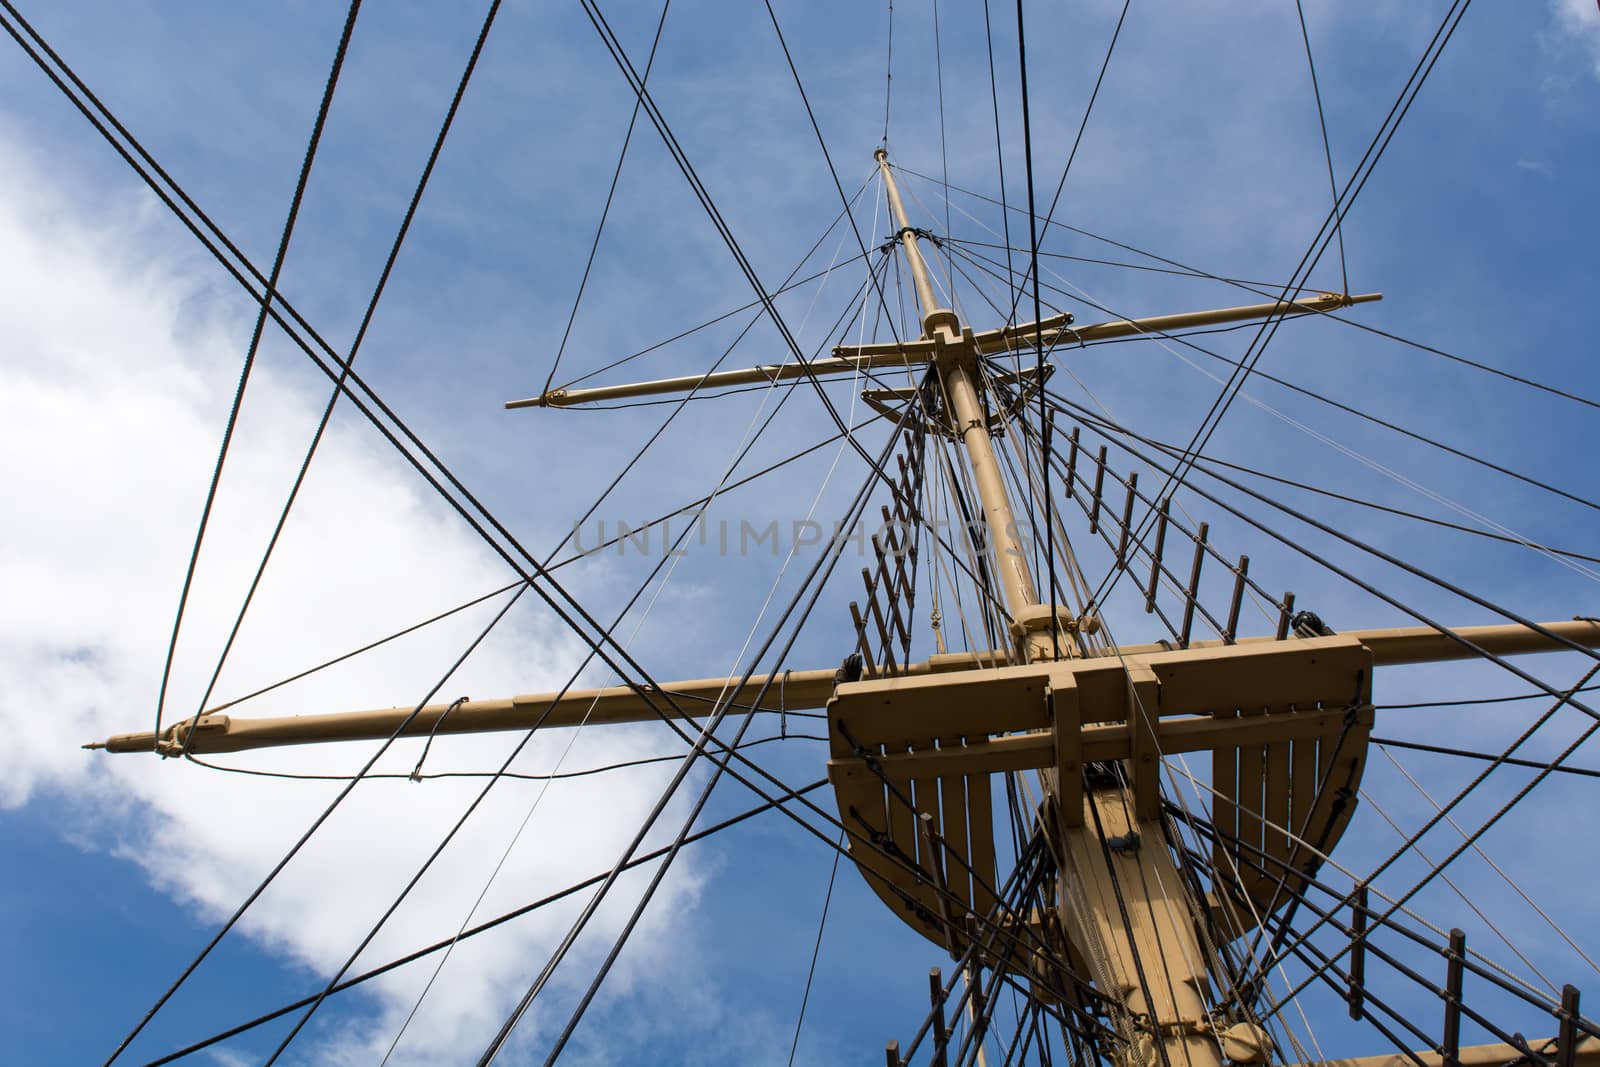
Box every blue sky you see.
[2,2,1600,1064]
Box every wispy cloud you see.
[0,126,707,1063]
[1551,0,1600,77]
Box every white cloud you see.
[0,126,710,1062]
[1552,0,1600,77]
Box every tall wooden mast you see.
[872,148,1045,652]
[874,147,1224,1067]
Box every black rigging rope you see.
[937,216,1600,412]
[1294,0,1349,297]
[570,0,900,486]
[18,16,913,1054]
[1041,387,1600,671]
[979,0,1036,585]
[542,248,890,582]
[1117,0,1474,546]
[785,831,844,1067]
[186,732,823,784]
[83,3,365,1058]
[184,0,524,757]
[1040,389,1600,677]
[118,568,529,1066]
[540,0,672,395]
[558,255,857,389]
[1166,449,1600,566]
[1371,738,1600,781]
[193,419,860,719]
[934,0,957,306]
[1379,683,1600,710]
[271,469,834,1059]
[560,176,876,394]
[1373,663,1600,942]
[2,0,697,729]
[1183,808,1600,1043]
[947,236,1600,519]
[140,780,831,1066]
[482,403,924,1065]
[148,0,362,751]
[980,0,1017,318]
[267,239,902,1059]
[762,0,902,345]
[1033,0,1133,274]
[1015,0,1062,654]
[947,235,1295,290]
[882,0,894,144]
[1155,313,1600,517]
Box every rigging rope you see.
[541,0,675,396]
[786,832,845,1066]
[1294,0,1349,297]
[148,0,363,754]
[1033,0,1133,283]
[302,201,897,1062]
[187,0,525,759]
[945,236,1600,579]
[1014,0,1062,654]
[1377,743,1600,980]
[138,781,831,1066]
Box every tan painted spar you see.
[1291,1037,1600,1067]
[88,620,1600,757]
[506,293,1381,410]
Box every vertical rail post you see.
[1146,497,1170,614]
[1348,882,1368,1021]
[1442,928,1466,1067]
[1116,473,1138,564]
[1065,427,1081,495]
[1180,522,1209,647]
[968,961,990,1062]
[885,1039,903,1067]
[849,602,878,678]
[1558,984,1581,1067]
[930,966,950,1067]
[1088,446,1108,535]
[1225,555,1249,644]
[1276,592,1296,640]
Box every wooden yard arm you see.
[87,619,1600,757]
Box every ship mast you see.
[873,149,1044,648]
[874,148,1224,1067]
[84,147,1600,1067]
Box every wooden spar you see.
[91,668,838,756]
[828,290,1383,363]
[88,619,1600,756]
[506,293,1382,410]
[1289,1038,1600,1067]
[504,349,929,409]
